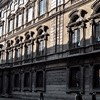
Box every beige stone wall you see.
[0,0,96,61]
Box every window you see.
[27,7,33,22]
[0,26,3,36]
[14,74,20,88]
[25,44,32,58]
[69,67,81,88]
[71,0,81,4]
[15,48,20,60]
[37,38,45,56]
[36,71,43,88]
[10,3,14,11]
[6,51,12,63]
[39,0,46,16]
[51,0,63,9]
[19,0,23,4]
[8,20,13,32]
[24,73,30,88]
[0,11,1,17]
[71,29,80,48]
[93,66,100,88]
[17,14,22,27]
[95,22,100,42]
[36,26,48,58]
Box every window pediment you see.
[16,6,24,14]
[25,0,33,7]
[15,36,23,44]
[91,0,100,15]
[68,9,87,26]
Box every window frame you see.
[23,72,31,91]
[66,65,84,93]
[34,69,46,92]
[13,73,21,91]
[39,0,47,16]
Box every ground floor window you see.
[14,74,20,90]
[35,70,45,91]
[93,66,100,88]
[36,71,43,88]
[69,67,81,88]
[24,72,30,88]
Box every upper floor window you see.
[10,3,14,11]
[39,0,46,16]
[51,0,63,9]
[19,0,24,4]
[67,9,87,51]
[95,22,100,42]
[71,0,82,4]
[72,28,80,48]
[36,26,49,58]
[8,19,13,32]
[0,26,3,36]
[17,14,22,27]
[27,7,33,22]
[0,11,1,17]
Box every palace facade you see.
[0,0,100,100]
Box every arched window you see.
[15,36,23,63]
[24,31,34,61]
[67,9,87,54]
[36,26,49,58]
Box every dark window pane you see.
[24,73,30,88]
[95,23,100,42]
[70,67,81,88]
[93,67,100,88]
[36,71,43,88]
[14,74,20,88]
[71,29,80,48]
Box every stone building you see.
[0,0,100,100]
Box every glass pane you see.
[18,14,22,27]
[28,8,33,22]
[9,20,13,32]
[0,26,2,36]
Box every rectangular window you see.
[93,66,100,88]
[71,0,81,4]
[24,73,30,88]
[95,23,100,42]
[0,26,3,36]
[9,20,13,32]
[69,67,81,88]
[14,74,20,88]
[51,0,63,9]
[17,14,22,27]
[39,0,46,15]
[38,39,45,56]
[72,29,80,48]
[28,7,33,22]
[19,0,23,4]
[15,48,20,60]
[36,71,43,88]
